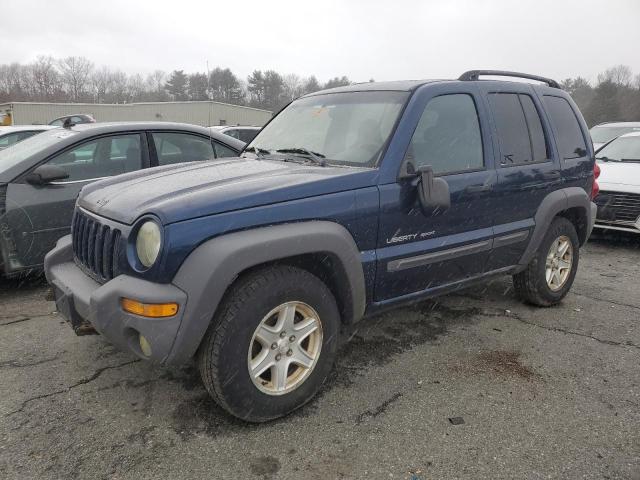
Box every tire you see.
[513,216,580,307]
[197,265,340,422]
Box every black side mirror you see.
[416,165,450,215]
[26,165,69,186]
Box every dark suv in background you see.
[46,70,597,422]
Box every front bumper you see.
[44,235,188,364]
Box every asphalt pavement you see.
[0,231,639,479]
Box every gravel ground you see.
[0,231,639,479]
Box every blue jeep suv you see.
[45,70,598,422]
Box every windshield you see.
[596,135,640,162]
[0,127,71,171]
[245,91,409,167]
[590,126,640,144]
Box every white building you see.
[0,101,272,127]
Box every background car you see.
[0,125,58,150]
[594,131,640,233]
[210,125,261,143]
[0,122,243,276]
[49,113,96,127]
[590,121,640,150]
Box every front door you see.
[3,133,146,270]
[375,84,499,302]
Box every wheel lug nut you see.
[271,343,277,350]
[286,349,293,357]
[275,353,282,361]
[280,331,287,338]
[289,335,295,342]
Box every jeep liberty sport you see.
[45,70,598,422]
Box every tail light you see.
[591,162,601,199]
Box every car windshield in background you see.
[596,135,640,162]
[591,126,640,144]
[0,128,75,171]
[246,91,409,167]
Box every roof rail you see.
[458,70,560,89]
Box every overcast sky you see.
[3,0,640,84]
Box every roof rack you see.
[458,70,560,89]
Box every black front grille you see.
[596,191,640,223]
[72,210,121,281]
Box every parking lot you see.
[0,232,638,479]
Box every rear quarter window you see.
[543,96,587,159]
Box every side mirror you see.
[417,165,450,215]
[26,165,69,185]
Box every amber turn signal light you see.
[121,298,178,318]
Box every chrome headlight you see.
[135,220,162,268]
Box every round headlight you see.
[136,220,162,268]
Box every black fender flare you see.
[516,187,593,272]
[166,221,366,364]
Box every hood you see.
[79,157,377,225]
[597,160,640,194]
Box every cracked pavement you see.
[0,232,639,479]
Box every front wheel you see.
[513,216,580,307]
[197,265,340,422]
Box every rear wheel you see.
[197,265,340,422]
[513,217,579,306]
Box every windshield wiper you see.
[621,158,640,162]
[595,156,613,162]
[275,147,327,166]
[243,146,271,157]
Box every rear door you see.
[3,133,148,269]
[375,83,500,302]
[477,83,562,270]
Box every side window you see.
[489,93,548,166]
[152,132,214,165]
[519,95,548,161]
[45,134,142,182]
[223,129,240,139]
[214,142,238,158]
[407,94,483,174]
[239,129,259,143]
[0,132,23,147]
[543,96,587,159]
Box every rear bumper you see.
[44,235,188,364]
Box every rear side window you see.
[489,93,548,166]
[152,132,215,165]
[407,94,484,174]
[543,96,587,159]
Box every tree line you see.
[0,55,352,111]
[1,56,639,124]
[561,65,640,126]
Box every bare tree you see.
[58,56,94,101]
[28,56,61,100]
[597,65,633,87]
[283,73,303,101]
